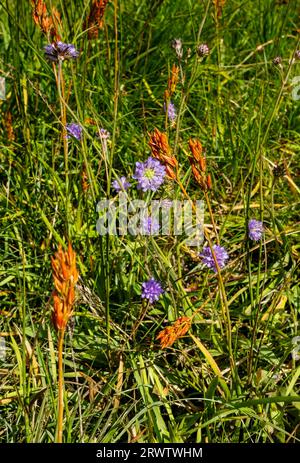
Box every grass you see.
[0,0,299,443]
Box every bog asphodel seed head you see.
[51,243,79,331]
[156,316,191,349]
[148,128,178,180]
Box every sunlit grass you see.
[0,0,299,443]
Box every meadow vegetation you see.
[0,0,299,443]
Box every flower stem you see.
[57,328,65,443]
[57,61,68,191]
[176,175,238,386]
[55,61,69,233]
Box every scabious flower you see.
[273,56,282,66]
[248,219,264,241]
[133,157,166,192]
[44,41,79,62]
[294,50,300,60]
[171,38,183,59]
[141,278,164,303]
[164,101,177,122]
[97,128,110,156]
[66,123,82,140]
[98,128,110,140]
[141,216,160,235]
[200,245,229,273]
[197,43,210,57]
[112,176,131,192]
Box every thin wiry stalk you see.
[54,60,69,228]
[176,175,238,386]
[57,328,65,443]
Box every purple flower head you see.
[98,128,111,140]
[44,41,79,63]
[141,277,164,303]
[197,43,210,57]
[133,157,166,192]
[200,245,229,273]
[66,123,82,140]
[273,56,282,66]
[141,216,160,235]
[164,101,177,122]
[248,219,264,241]
[171,38,183,59]
[294,50,300,60]
[112,176,131,192]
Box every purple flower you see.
[98,128,110,140]
[171,38,183,59]
[112,176,131,192]
[248,219,264,241]
[200,245,229,273]
[141,278,164,303]
[294,50,300,60]
[66,123,82,140]
[273,56,282,66]
[141,216,160,235]
[44,41,79,63]
[133,157,166,192]
[97,128,110,156]
[164,101,177,122]
[197,43,210,57]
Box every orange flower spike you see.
[188,139,210,189]
[68,243,79,283]
[206,174,212,190]
[32,0,45,23]
[81,168,89,192]
[156,326,174,349]
[51,242,79,331]
[164,89,170,101]
[199,156,206,173]
[149,128,178,179]
[213,0,226,17]
[52,294,65,330]
[189,160,203,185]
[31,0,60,41]
[167,64,179,95]
[67,285,75,306]
[175,316,191,336]
[156,316,192,349]
[165,166,177,180]
[4,112,15,142]
[84,0,110,40]
[61,259,70,281]
[150,128,172,157]
[188,139,203,163]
